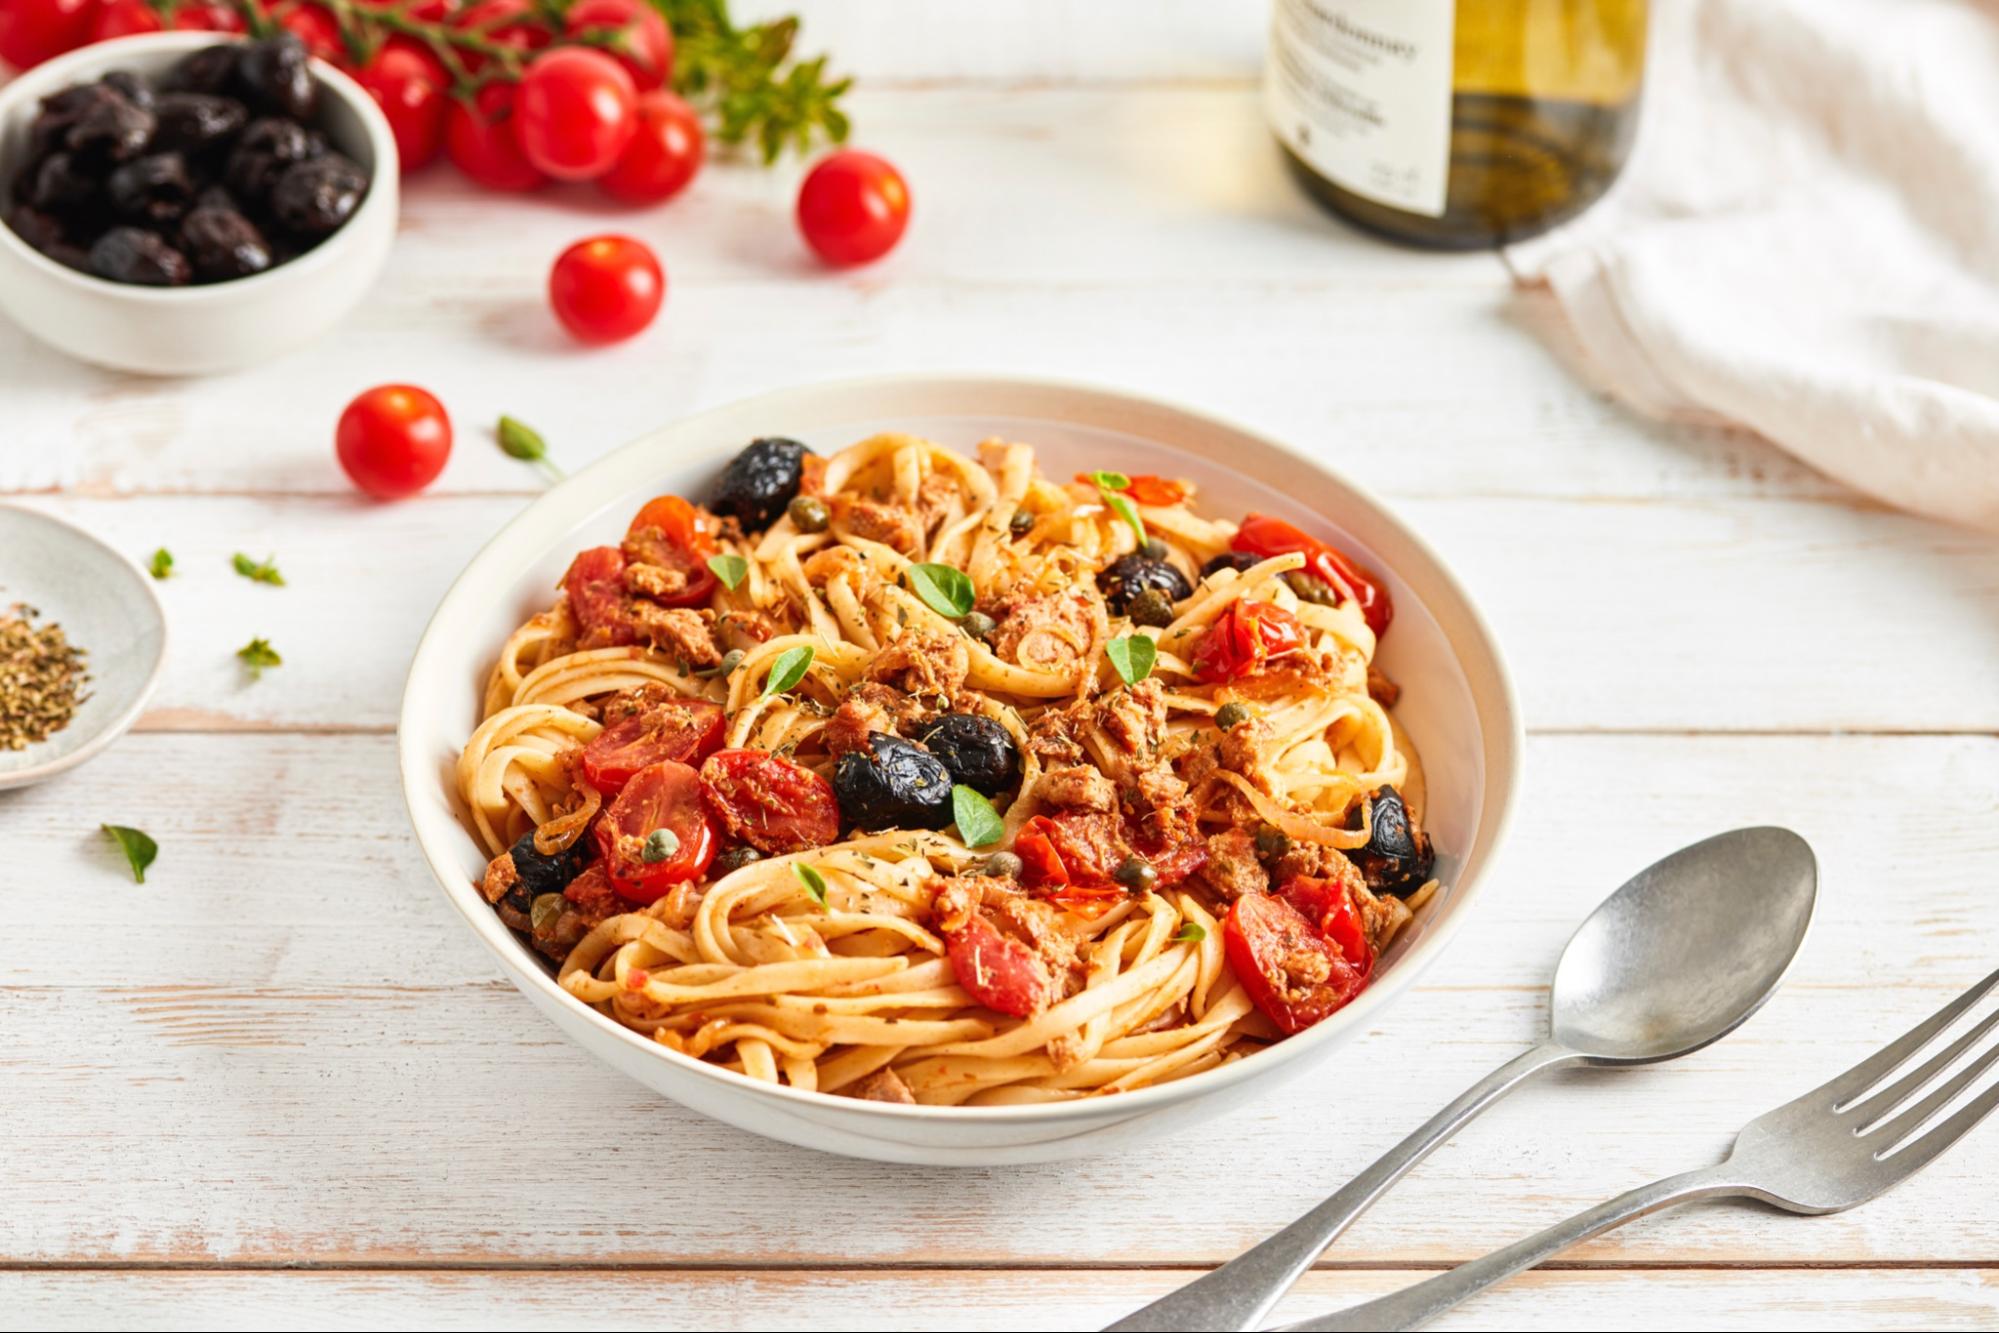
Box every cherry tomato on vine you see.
[450,0,550,73]
[514,46,636,181]
[0,0,95,71]
[445,79,545,191]
[89,0,240,41]
[548,234,663,344]
[562,0,672,91]
[275,2,344,62]
[597,90,703,204]
[354,36,450,171]
[336,384,452,499]
[796,150,911,267]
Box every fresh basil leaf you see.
[1106,633,1156,687]
[793,862,829,909]
[1173,922,1207,943]
[146,547,173,580]
[1089,470,1131,492]
[762,644,814,697]
[231,552,284,586]
[102,824,157,884]
[236,637,282,680]
[707,553,750,591]
[907,562,975,619]
[1106,492,1147,548]
[951,785,1005,849]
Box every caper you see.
[713,845,764,875]
[981,850,1024,879]
[962,610,998,641]
[1126,588,1174,627]
[1112,856,1158,892]
[1139,538,1169,560]
[1008,507,1035,537]
[1285,570,1340,606]
[788,494,830,533]
[1254,823,1290,859]
[1215,701,1250,730]
[530,892,565,933]
[641,828,681,863]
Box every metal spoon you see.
[1103,826,1817,1333]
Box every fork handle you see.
[1102,1042,1585,1332]
[1274,1165,1742,1331]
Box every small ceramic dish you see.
[0,505,167,791]
[0,32,398,376]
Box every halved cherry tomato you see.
[1014,812,1125,891]
[579,687,724,794]
[595,760,718,903]
[1230,514,1393,638]
[1190,598,1305,684]
[561,545,636,646]
[1279,875,1374,978]
[934,880,1050,1017]
[1224,891,1368,1035]
[699,748,841,855]
[1125,475,1190,507]
[621,493,716,607]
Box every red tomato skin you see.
[560,546,636,646]
[595,760,719,903]
[597,90,703,204]
[563,0,672,91]
[580,693,725,794]
[5,0,103,65]
[796,150,911,267]
[450,0,550,73]
[1190,599,1305,684]
[446,80,546,192]
[1279,875,1375,977]
[698,749,842,855]
[334,384,451,499]
[1224,892,1367,1036]
[356,37,449,171]
[1230,514,1394,638]
[621,493,717,606]
[515,46,636,181]
[170,2,244,32]
[935,882,1052,1017]
[1124,474,1190,507]
[276,2,345,62]
[548,234,663,344]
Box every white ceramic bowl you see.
[398,375,1521,1164]
[0,32,397,375]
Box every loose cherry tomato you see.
[446,80,545,192]
[622,493,715,606]
[699,748,841,855]
[275,2,344,62]
[355,36,450,171]
[1230,513,1393,638]
[514,46,636,181]
[1279,874,1374,978]
[2,0,97,68]
[934,879,1051,1017]
[548,233,663,343]
[1224,891,1367,1035]
[796,149,911,267]
[581,688,724,794]
[560,545,636,647]
[562,0,672,91]
[594,760,718,903]
[335,384,451,499]
[1189,598,1305,684]
[597,89,703,204]
[450,0,549,74]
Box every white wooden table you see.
[4,4,1996,1328]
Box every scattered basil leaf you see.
[907,562,975,619]
[762,644,814,697]
[101,824,157,884]
[146,548,173,580]
[1089,470,1131,492]
[1105,492,1148,548]
[1107,633,1156,687]
[642,829,681,863]
[707,553,750,591]
[231,552,285,586]
[498,415,565,480]
[951,785,1005,848]
[793,862,829,909]
[1173,922,1207,943]
[237,637,282,680]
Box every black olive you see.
[195,184,242,213]
[167,44,244,96]
[26,152,98,215]
[270,152,367,237]
[833,733,955,832]
[226,117,322,205]
[64,88,154,164]
[1008,508,1035,537]
[88,226,191,286]
[1097,552,1192,617]
[7,205,89,270]
[108,153,195,227]
[919,713,1020,796]
[498,829,591,918]
[178,205,272,282]
[236,34,318,121]
[151,92,249,156]
[1200,551,1259,579]
[711,437,812,530]
[100,70,155,112]
[1348,785,1436,896]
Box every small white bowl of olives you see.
[0,31,398,376]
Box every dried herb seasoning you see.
[0,605,90,751]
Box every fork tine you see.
[1821,965,1999,1108]
[1862,1028,1999,1151]
[1845,1006,1999,1127]
[1867,1076,1999,1182]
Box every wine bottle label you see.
[1265,0,1456,218]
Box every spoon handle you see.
[1101,1041,1583,1332]
[1272,1165,1742,1331]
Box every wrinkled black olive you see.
[195,184,241,213]
[1200,551,1260,579]
[27,152,98,215]
[235,34,317,120]
[834,733,955,832]
[7,205,89,270]
[1097,552,1192,616]
[178,205,272,282]
[65,89,154,164]
[166,43,242,95]
[498,829,591,918]
[918,713,1020,796]
[151,92,249,156]
[270,151,364,236]
[88,226,191,286]
[100,70,155,112]
[1348,785,1436,896]
[108,153,194,226]
[711,437,812,530]
[226,117,323,204]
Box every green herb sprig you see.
[102,824,158,883]
[659,0,853,162]
[707,553,749,591]
[1090,470,1148,547]
[232,552,285,586]
[237,637,282,680]
[762,644,814,696]
[1173,922,1207,943]
[147,548,174,580]
[951,785,1004,848]
[793,861,829,909]
[1106,633,1156,687]
[907,563,975,619]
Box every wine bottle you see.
[1266,0,1649,248]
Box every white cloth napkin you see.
[1505,0,1999,531]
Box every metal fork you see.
[1274,964,1999,1331]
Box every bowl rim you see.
[0,501,169,789]
[0,30,399,303]
[397,371,1523,1124]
